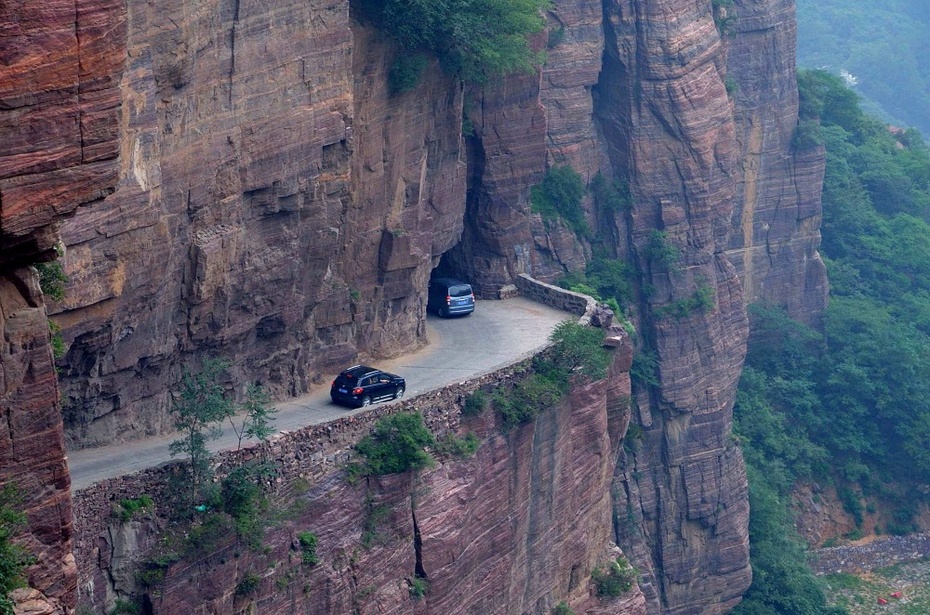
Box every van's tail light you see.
[446,295,452,305]
[353,387,364,395]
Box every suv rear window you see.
[448,285,472,297]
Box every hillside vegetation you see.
[796,0,930,137]
[733,69,930,613]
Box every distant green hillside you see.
[796,0,930,137]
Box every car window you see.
[449,285,472,297]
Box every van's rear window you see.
[449,285,472,297]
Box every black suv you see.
[330,365,406,408]
[427,278,475,317]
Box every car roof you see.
[341,365,378,378]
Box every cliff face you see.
[54,0,467,448]
[2,0,827,612]
[1,0,125,610]
[724,0,829,327]
[73,341,647,615]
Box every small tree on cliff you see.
[169,358,235,509]
[0,485,33,615]
[354,412,436,476]
[228,383,277,457]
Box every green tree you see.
[169,359,235,508]
[548,320,610,382]
[0,485,33,615]
[372,0,549,84]
[531,166,588,237]
[354,412,435,475]
[229,383,277,454]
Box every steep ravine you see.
[0,0,828,613]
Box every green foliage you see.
[136,550,180,588]
[792,118,823,151]
[654,284,714,320]
[712,0,736,37]
[630,347,659,389]
[36,260,67,302]
[109,599,139,615]
[796,0,930,137]
[547,320,610,381]
[169,359,236,510]
[220,463,271,549]
[590,172,631,215]
[494,372,564,430]
[0,485,34,615]
[369,0,549,84]
[116,495,154,522]
[229,383,277,455]
[531,166,588,237]
[355,412,436,475]
[462,389,488,417]
[591,556,636,597]
[408,576,428,599]
[734,73,930,613]
[235,572,260,596]
[361,500,391,548]
[642,230,680,270]
[48,320,66,360]
[389,55,429,94]
[297,531,319,565]
[435,432,480,458]
[495,322,609,430]
[557,253,635,321]
[546,24,564,49]
[724,76,739,96]
[552,602,575,615]
[731,466,845,615]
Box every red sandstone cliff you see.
[71,340,648,615]
[1,0,125,610]
[2,0,828,612]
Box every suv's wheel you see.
[360,396,372,407]
[394,386,405,399]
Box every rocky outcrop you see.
[0,271,76,615]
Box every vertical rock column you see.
[0,271,76,614]
[597,0,752,612]
[0,0,126,609]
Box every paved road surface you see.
[67,296,572,490]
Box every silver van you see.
[427,278,475,317]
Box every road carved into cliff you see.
[66,296,572,489]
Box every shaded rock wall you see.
[72,335,647,615]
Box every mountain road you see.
[66,296,573,490]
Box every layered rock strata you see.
[724,0,829,327]
[53,0,466,448]
[72,335,647,615]
[591,2,753,612]
[1,0,126,609]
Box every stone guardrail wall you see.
[70,275,599,586]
